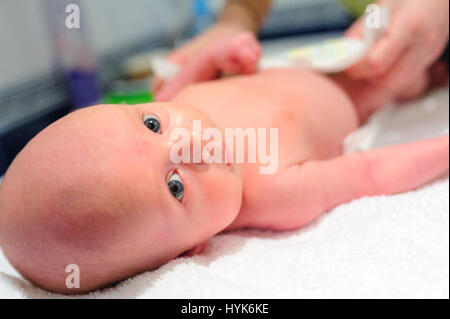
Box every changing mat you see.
[0,88,448,299]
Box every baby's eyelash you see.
[143,115,161,133]
[167,171,184,202]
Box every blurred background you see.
[0,0,357,175]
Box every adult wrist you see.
[217,2,260,33]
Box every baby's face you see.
[104,102,243,245]
[0,102,242,293]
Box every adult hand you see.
[345,0,449,95]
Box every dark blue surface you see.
[0,104,71,176]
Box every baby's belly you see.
[173,68,359,164]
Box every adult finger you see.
[371,41,428,93]
[347,10,413,79]
[345,17,364,39]
[374,17,450,91]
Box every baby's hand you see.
[155,32,262,101]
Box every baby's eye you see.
[168,172,184,202]
[143,115,161,134]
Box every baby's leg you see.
[156,32,261,101]
[333,68,440,124]
[332,73,399,123]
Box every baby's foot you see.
[156,32,262,101]
[211,32,262,75]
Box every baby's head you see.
[0,103,242,293]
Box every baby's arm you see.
[156,32,261,101]
[251,135,449,230]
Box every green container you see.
[103,90,154,105]
[339,0,375,17]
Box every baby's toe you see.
[214,32,261,74]
[238,47,260,73]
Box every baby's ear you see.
[180,241,208,257]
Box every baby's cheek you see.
[199,169,241,225]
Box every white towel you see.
[0,88,448,299]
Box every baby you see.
[0,33,448,294]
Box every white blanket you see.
[0,88,448,299]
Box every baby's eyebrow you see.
[115,106,147,134]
